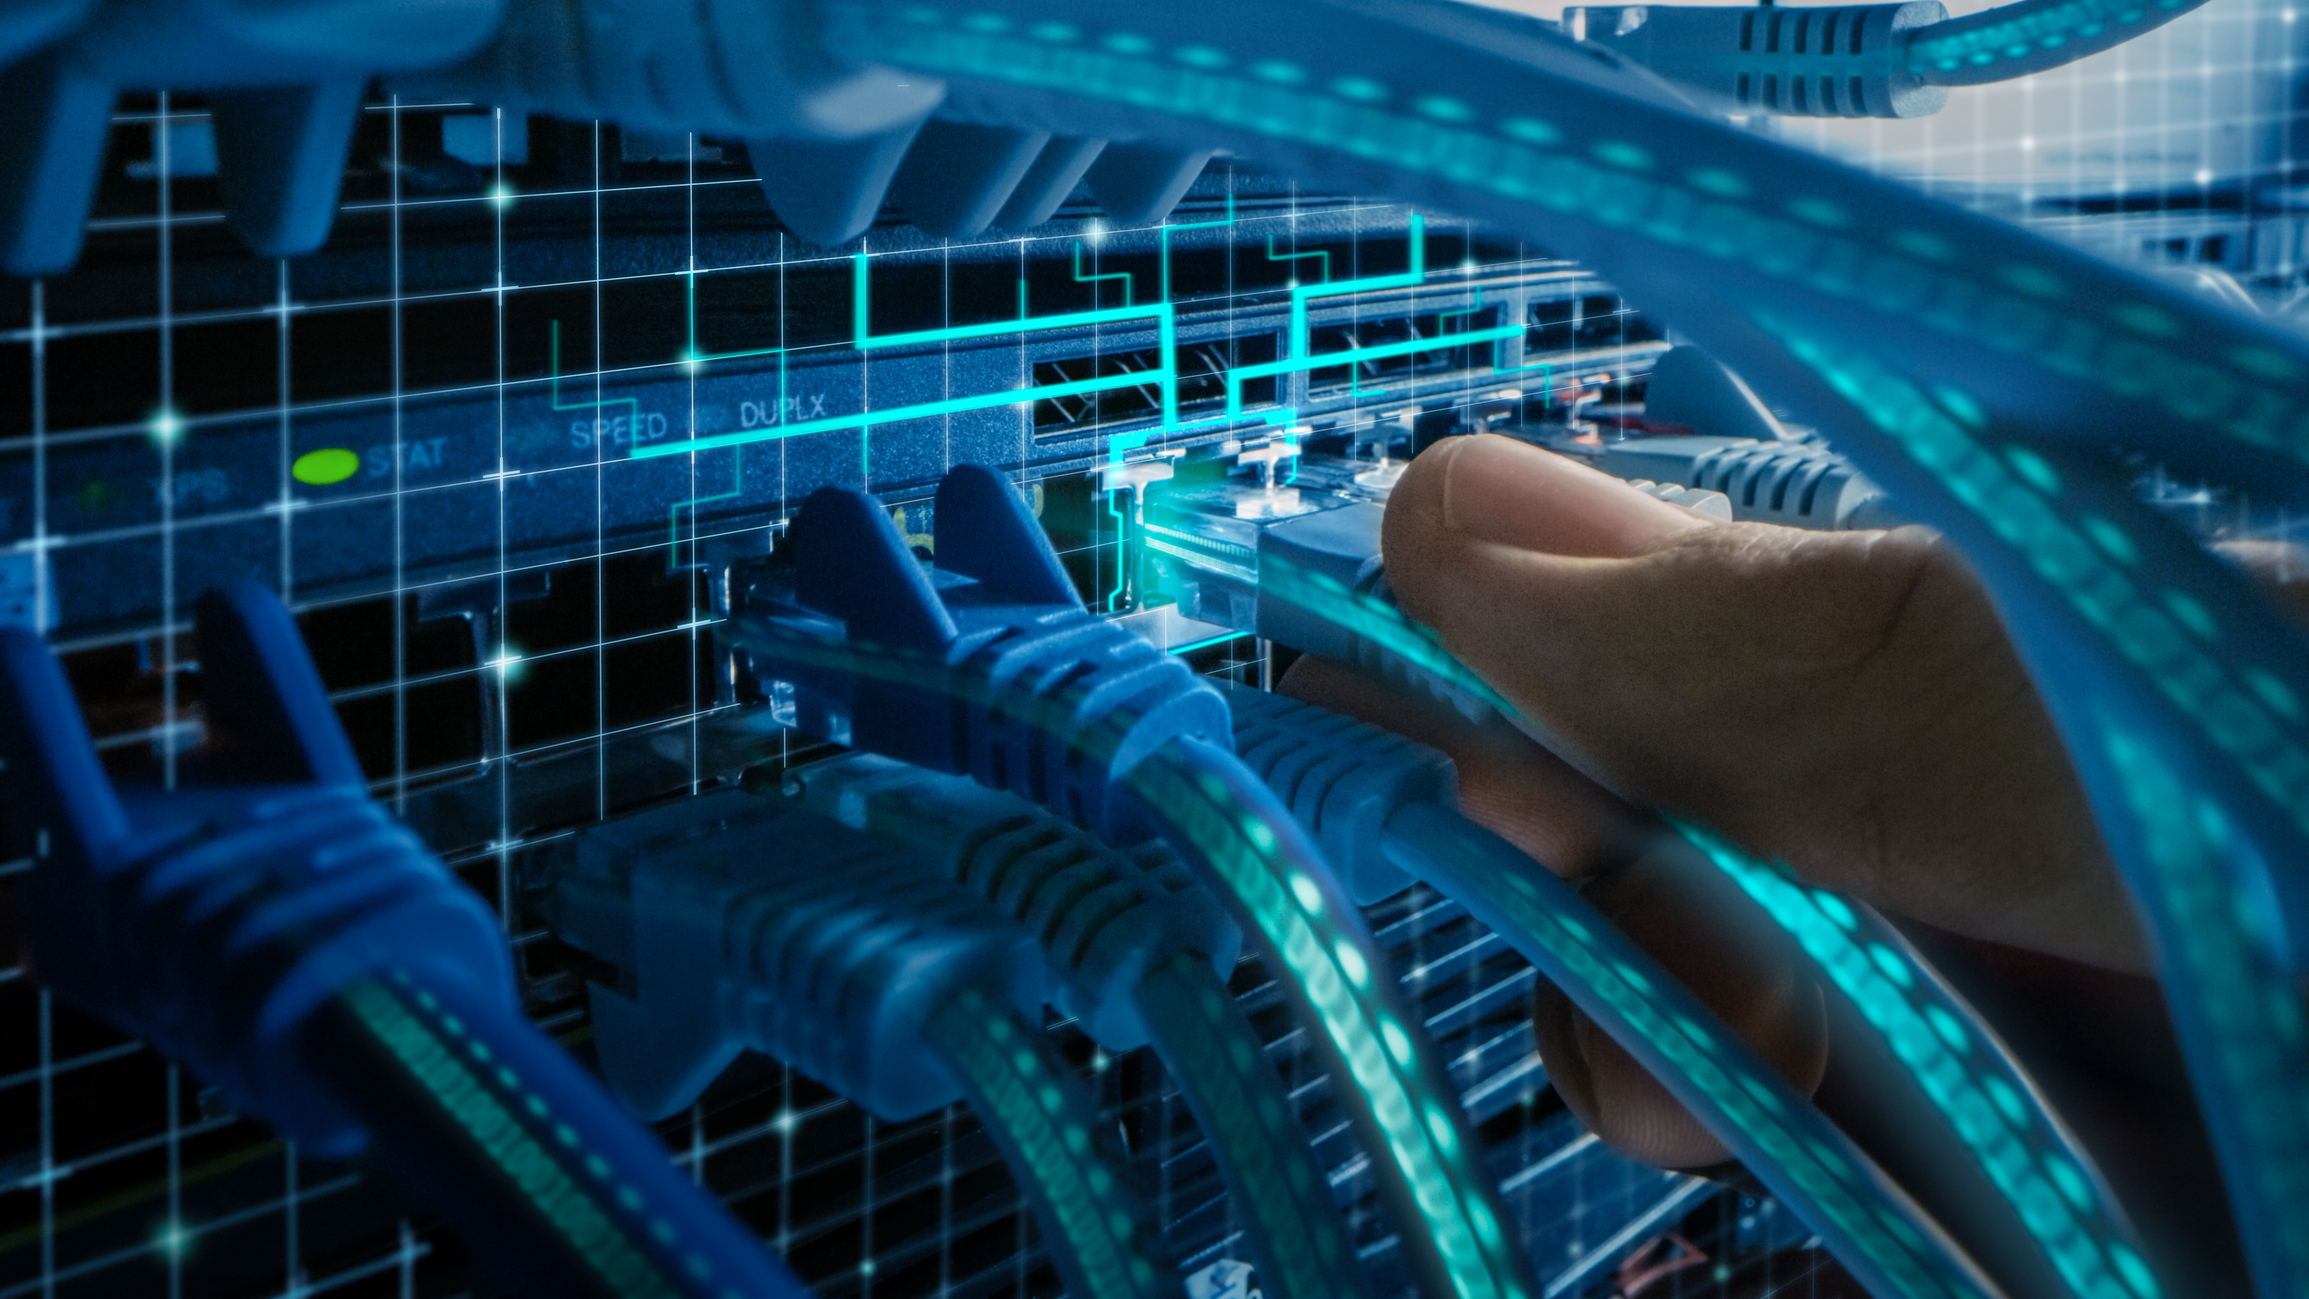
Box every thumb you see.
[1381,432,1739,792]
[1386,432,1711,564]
[1377,435,1838,1169]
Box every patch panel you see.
[6,1,2307,1297]
[0,134,1745,1290]
[2,156,1659,641]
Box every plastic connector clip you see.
[1144,480,1499,723]
[0,582,812,1299]
[0,583,509,1156]
[736,462,1542,1299]
[785,753,1240,1053]
[542,789,1183,1299]
[784,753,1373,1299]
[543,788,1045,1121]
[734,462,1233,843]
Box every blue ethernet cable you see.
[0,583,810,1299]
[727,463,1541,1299]
[1901,0,2215,85]
[1211,543,2162,1298]
[796,8,2309,1292]
[783,752,1372,1299]
[1565,0,2216,120]
[1221,682,2154,1299]
[923,983,1178,1299]
[1214,683,2001,1299]
[365,0,2309,1283]
[1147,455,2153,1299]
[1665,822,2160,1299]
[1149,451,2166,1299]
[1146,485,2159,1299]
[538,790,1181,1299]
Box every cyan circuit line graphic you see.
[550,320,640,432]
[1226,213,1525,417]
[629,208,1521,466]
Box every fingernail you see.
[1437,434,1708,559]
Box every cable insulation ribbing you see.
[922,987,1181,1299]
[1135,951,1368,1299]
[1125,734,1539,1299]
[304,970,812,1299]
[821,5,2309,1289]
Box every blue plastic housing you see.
[788,752,1243,1051]
[1223,682,1453,905]
[0,583,510,1157]
[732,462,1233,842]
[545,789,1046,1121]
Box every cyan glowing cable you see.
[1741,329,2309,1299]
[819,0,2309,884]
[0,582,814,1299]
[810,6,2309,1290]
[921,987,1180,1299]
[306,970,814,1299]
[1905,0,2213,86]
[729,478,1542,1299]
[1225,670,2138,1299]
[1246,549,2158,1299]
[1372,802,1998,1299]
[1134,952,1369,1299]
[783,754,1368,1299]
[2091,719,2309,1299]
[1124,735,1540,1299]
[1674,824,2162,1299]
[540,786,1179,1299]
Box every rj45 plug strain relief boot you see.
[547,790,1046,1120]
[1222,682,1448,904]
[0,584,512,1157]
[0,0,503,274]
[786,753,1242,1051]
[396,0,943,142]
[1566,2,1949,118]
[734,463,1233,844]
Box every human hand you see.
[1282,432,2307,1168]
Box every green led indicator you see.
[291,448,360,486]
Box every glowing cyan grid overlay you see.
[1778,0,2299,296]
[2,18,2268,1288]
[629,210,1529,471]
[0,102,1666,1299]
